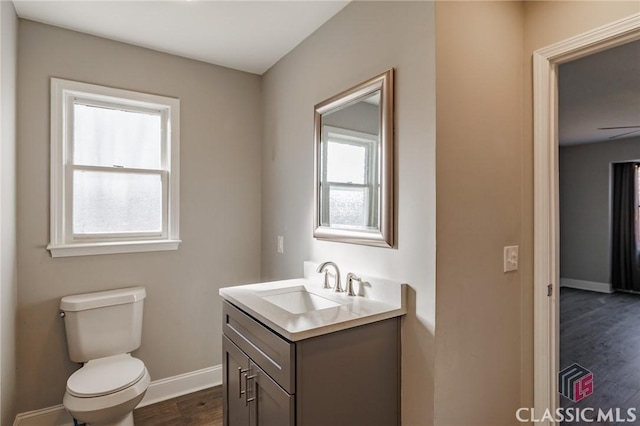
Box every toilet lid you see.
[67,354,146,397]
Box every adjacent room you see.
[559,39,640,417]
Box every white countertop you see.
[219,262,407,341]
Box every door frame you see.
[533,13,640,423]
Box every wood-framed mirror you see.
[313,69,394,247]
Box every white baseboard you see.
[12,405,71,426]
[13,364,222,426]
[560,278,613,294]
[138,364,221,408]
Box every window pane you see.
[326,141,366,184]
[73,103,161,169]
[73,170,162,235]
[328,186,367,228]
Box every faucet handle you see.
[345,273,361,297]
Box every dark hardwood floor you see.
[133,386,222,426]
[561,288,640,425]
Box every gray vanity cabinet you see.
[249,359,294,426]
[223,336,294,426]
[222,300,400,426]
[222,337,251,426]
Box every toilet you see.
[60,287,151,426]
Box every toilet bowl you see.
[60,287,150,426]
[63,354,150,426]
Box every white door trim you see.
[533,13,640,424]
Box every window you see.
[48,79,180,257]
[320,126,378,230]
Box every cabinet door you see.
[249,361,294,426]
[223,336,250,426]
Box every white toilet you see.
[60,287,151,426]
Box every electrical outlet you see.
[504,246,518,272]
[277,236,284,254]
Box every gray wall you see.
[559,137,640,284]
[261,2,436,424]
[16,20,262,412]
[435,2,525,424]
[323,101,379,136]
[0,1,18,424]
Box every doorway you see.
[533,13,640,424]
[558,40,640,417]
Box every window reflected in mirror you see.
[321,125,378,230]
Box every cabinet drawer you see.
[223,301,295,393]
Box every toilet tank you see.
[60,287,146,363]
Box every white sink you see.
[219,264,407,341]
[257,286,341,314]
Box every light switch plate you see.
[504,245,518,272]
[277,236,284,254]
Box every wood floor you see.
[133,386,223,426]
[561,288,640,424]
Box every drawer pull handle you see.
[238,367,249,399]
[244,373,257,406]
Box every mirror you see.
[313,69,394,247]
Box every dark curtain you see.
[612,162,640,291]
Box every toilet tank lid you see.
[60,287,146,312]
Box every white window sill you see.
[47,240,181,258]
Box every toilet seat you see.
[67,354,145,398]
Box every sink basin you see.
[258,286,341,314]
[219,267,407,340]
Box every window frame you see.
[48,78,180,257]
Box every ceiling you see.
[10,1,639,144]
[559,39,640,146]
[11,0,349,75]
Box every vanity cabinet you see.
[222,300,400,426]
[223,337,294,426]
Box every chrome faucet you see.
[345,273,361,297]
[316,261,343,292]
